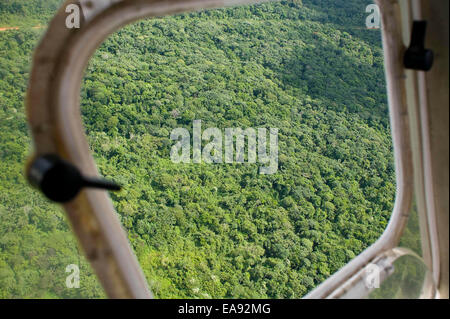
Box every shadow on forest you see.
[272,39,389,126]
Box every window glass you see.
[368,199,434,299]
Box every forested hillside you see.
[0,0,60,27]
[0,0,395,298]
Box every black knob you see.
[404,21,434,71]
[27,154,121,203]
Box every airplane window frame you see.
[25,0,428,298]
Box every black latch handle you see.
[404,21,434,71]
[27,154,121,203]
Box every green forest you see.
[0,0,400,298]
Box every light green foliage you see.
[0,0,61,27]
